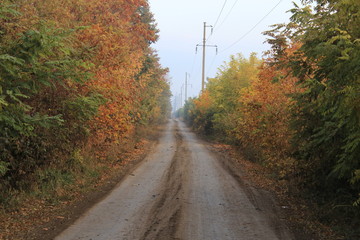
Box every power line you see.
[204,0,237,76]
[205,0,282,78]
[215,0,239,31]
[213,0,228,29]
[206,0,228,41]
[221,0,283,53]
[206,54,218,77]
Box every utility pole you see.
[180,85,183,108]
[196,22,217,92]
[185,73,188,102]
[201,22,206,92]
[178,93,182,110]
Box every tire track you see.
[141,122,190,240]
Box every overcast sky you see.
[148,0,302,110]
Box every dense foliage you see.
[0,0,170,203]
[183,0,359,236]
[184,53,261,138]
[288,0,360,195]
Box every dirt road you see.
[55,120,294,240]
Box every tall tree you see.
[286,0,360,193]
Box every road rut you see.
[55,120,294,240]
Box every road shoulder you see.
[1,125,164,240]
[207,143,333,240]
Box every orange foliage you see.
[12,0,167,158]
[69,0,159,157]
[237,44,302,176]
[194,90,214,114]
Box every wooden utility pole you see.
[180,86,183,108]
[185,72,189,102]
[201,22,206,92]
[196,22,217,92]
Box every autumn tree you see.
[237,44,301,177]
[0,0,170,203]
[184,53,261,138]
[262,0,360,235]
[0,1,102,191]
[183,0,360,236]
[206,53,261,137]
[278,0,360,197]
